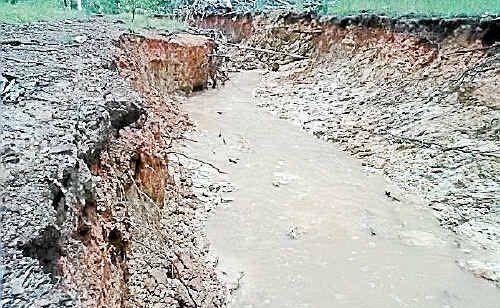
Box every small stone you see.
[10,278,25,295]
[73,35,88,44]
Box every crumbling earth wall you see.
[194,13,500,285]
[117,33,216,93]
[1,18,225,307]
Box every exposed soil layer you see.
[1,18,225,307]
[195,12,499,45]
[193,13,500,285]
[1,11,499,307]
[117,33,215,93]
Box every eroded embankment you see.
[1,19,225,307]
[184,69,500,308]
[193,13,500,284]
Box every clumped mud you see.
[1,17,225,307]
[195,13,500,285]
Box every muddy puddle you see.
[183,71,499,308]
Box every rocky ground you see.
[1,17,226,307]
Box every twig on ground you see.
[448,44,499,55]
[167,151,226,174]
[385,132,498,158]
[127,172,161,210]
[172,251,200,308]
[229,272,245,294]
[0,40,39,46]
[226,42,308,60]
[3,56,77,71]
[11,46,59,52]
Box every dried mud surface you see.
[1,18,225,307]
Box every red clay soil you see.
[61,33,225,307]
[117,33,216,93]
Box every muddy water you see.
[183,71,499,308]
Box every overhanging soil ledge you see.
[1,18,225,307]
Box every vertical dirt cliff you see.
[1,18,225,307]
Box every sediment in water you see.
[192,12,500,286]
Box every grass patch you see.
[324,0,500,17]
[0,0,87,23]
[111,13,186,32]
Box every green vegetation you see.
[324,0,500,17]
[0,0,186,30]
[84,0,190,14]
[110,13,186,31]
[241,0,500,17]
[0,0,498,25]
[248,0,499,16]
[0,0,86,23]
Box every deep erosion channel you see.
[184,71,499,308]
[1,12,499,308]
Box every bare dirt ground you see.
[1,18,131,307]
[1,18,225,307]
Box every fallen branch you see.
[209,53,231,58]
[0,40,22,46]
[167,151,226,174]
[0,40,41,46]
[30,95,60,104]
[127,172,162,210]
[226,43,308,60]
[171,136,199,143]
[3,56,76,71]
[292,29,323,35]
[4,56,44,66]
[11,46,59,53]
[172,251,199,308]
[303,118,327,125]
[386,132,499,158]
[229,272,245,294]
[448,44,499,55]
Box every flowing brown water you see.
[183,71,499,308]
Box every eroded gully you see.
[183,71,499,308]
